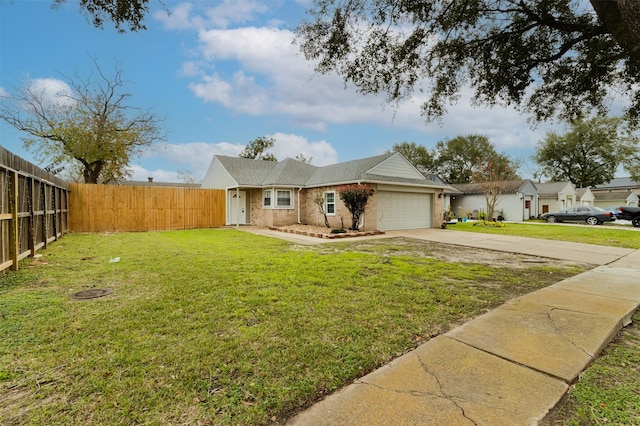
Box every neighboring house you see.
[591,177,640,208]
[534,181,576,216]
[450,179,538,221]
[576,187,595,206]
[117,177,201,188]
[592,191,640,208]
[201,152,447,230]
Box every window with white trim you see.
[263,190,272,207]
[325,191,335,215]
[276,190,292,208]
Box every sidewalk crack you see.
[417,356,479,425]
[547,308,595,359]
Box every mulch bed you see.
[268,225,385,239]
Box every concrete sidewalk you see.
[278,229,640,425]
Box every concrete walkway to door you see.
[238,226,640,425]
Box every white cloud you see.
[132,133,339,182]
[156,1,269,30]
[269,132,338,165]
[146,141,244,176]
[203,0,268,28]
[386,86,555,152]
[188,26,406,129]
[128,164,181,182]
[26,78,76,109]
[184,23,553,153]
[0,86,9,98]
[154,3,196,30]
[162,5,560,163]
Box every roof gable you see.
[208,156,279,187]
[534,181,575,197]
[367,153,425,180]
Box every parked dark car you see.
[540,206,616,225]
[616,206,640,227]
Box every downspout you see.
[236,187,240,228]
[297,187,302,224]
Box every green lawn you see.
[0,229,583,425]
[541,311,640,426]
[450,221,640,249]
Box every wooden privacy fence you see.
[69,183,225,232]
[1,147,70,272]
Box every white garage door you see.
[376,191,432,230]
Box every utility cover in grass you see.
[70,288,113,300]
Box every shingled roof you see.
[210,153,443,189]
[452,179,532,195]
[213,156,277,186]
[593,177,640,190]
[534,181,573,197]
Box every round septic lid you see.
[70,288,113,300]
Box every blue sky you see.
[1,0,565,182]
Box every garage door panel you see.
[377,191,432,230]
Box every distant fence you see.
[69,183,226,232]
[1,147,70,272]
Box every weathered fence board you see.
[0,146,70,272]
[1,146,225,271]
[69,183,225,232]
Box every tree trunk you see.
[590,0,640,63]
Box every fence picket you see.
[68,183,225,232]
[0,146,69,272]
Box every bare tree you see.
[0,59,164,183]
[312,190,330,228]
[177,169,202,185]
[472,158,519,221]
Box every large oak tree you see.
[534,117,640,187]
[389,141,436,172]
[296,0,640,123]
[434,135,519,184]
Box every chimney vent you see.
[148,177,154,183]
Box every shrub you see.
[337,184,372,231]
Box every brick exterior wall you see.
[249,188,308,227]
[247,184,441,231]
[303,184,379,231]
[434,190,445,228]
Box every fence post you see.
[43,183,49,247]
[30,177,36,256]
[9,171,19,271]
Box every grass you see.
[450,220,640,249]
[541,311,640,425]
[0,229,584,425]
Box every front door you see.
[229,190,247,224]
